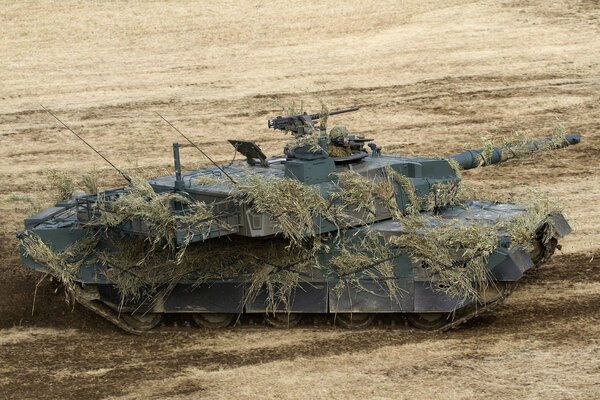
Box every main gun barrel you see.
[447,133,581,170]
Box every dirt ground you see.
[1,0,600,399]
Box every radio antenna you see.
[41,106,132,183]
[155,112,237,184]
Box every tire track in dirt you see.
[0,328,423,399]
[3,72,596,125]
[521,253,600,284]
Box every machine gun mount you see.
[267,107,359,137]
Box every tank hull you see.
[19,200,570,331]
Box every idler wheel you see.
[193,313,235,329]
[120,313,162,331]
[335,313,375,329]
[265,313,301,328]
[407,313,449,330]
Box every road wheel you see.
[335,313,375,329]
[265,313,301,328]
[406,313,449,330]
[120,313,162,331]
[193,313,235,329]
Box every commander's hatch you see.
[228,139,270,168]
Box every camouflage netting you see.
[21,234,100,302]
[286,129,324,155]
[99,235,321,311]
[328,230,401,305]
[20,161,563,312]
[92,177,217,262]
[389,217,498,303]
[499,195,563,252]
[233,174,335,247]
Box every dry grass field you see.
[1,0,600,399]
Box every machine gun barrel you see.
[447,133,581,170]
[321,107,360,118]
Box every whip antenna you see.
[155,112,237,184]
[41,106,132,183]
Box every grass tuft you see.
[46,170,75,201]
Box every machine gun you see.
[268,107,359,137]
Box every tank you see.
[17,107,581,333]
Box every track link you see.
[72,286,147,335]
[435,284,514,332]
